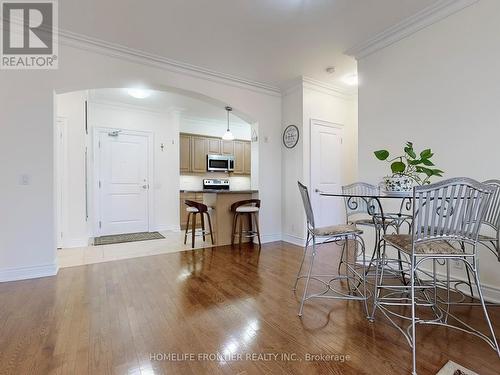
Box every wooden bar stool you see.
[184,200,214,248]
[230,199,261,248]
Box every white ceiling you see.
[61,0,438,89]
[89,88,249,126]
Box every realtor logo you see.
[1,0,58,69]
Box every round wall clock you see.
[283,125,299,149]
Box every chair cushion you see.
[187,206,212,213]
[313,224,362,237]
[236,206,259,213]
[384,234,463,255]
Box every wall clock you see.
[283,125,299,149]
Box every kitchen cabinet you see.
[207,138,221,154]
[233,141,244,174]
[191,136,207,173]
[243,142,251,174]
[221,140,234,155]
[179,133,250,175]
[179,134,191,173]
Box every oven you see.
[207,154,234,172]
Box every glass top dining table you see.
[318,190,414,223]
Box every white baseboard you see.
[152,225,179,232]
[62,238,90,248]
[0,262,59,283]
[260,233,282,244]
[282,233,306,247]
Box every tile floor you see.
[57,230,215,268]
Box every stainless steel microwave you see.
[207,154,234,172]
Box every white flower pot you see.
[383,175,413,192]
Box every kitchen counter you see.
[180,189,258,194]
[179,190,259,246]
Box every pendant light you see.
[222,106,235,141]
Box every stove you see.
[203,179,230,191]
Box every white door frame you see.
[93,127,155,237]
[55,117,68,248]
[309,118,344,191]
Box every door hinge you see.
[98,140,101,148]
[99,221,102,229]
[98,180,101,188]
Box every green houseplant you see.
[374,142,444,191]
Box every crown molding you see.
[345,0,479,60]
[59,29,282,97]
[282,76,357,99]
[301,76,357,100]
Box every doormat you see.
[94,232,165,246]
[436,360,479,375]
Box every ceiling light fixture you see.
[127,88,152,99]
[222,106,235,141]
[342,73,358,86]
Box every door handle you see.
[315,188,322,193]
[142,184,149,189]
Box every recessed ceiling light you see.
[326,67,336,74]
[342,73,358,86]
[127,88,152,99]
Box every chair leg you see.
[201,212,206,242]
[231,212,237,246]
[238,213,243,247]
[471,256,500,356]
[460,241,474,297]
[293,231,309,291]
[254,212,262,248]
[206,212,215,245]
[184,213,191,244]
[299,236,317,317]
[411,255,417,375]
[191,212,196,249]
[370,238,385,321]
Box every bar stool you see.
[184,200,214,248]
[230,199,261,248]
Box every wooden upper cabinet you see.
[191,136,207,173]
[233,141,244,174]
[207,138,221,155]
[179,134,191,173]
[243,142,251,175]
[221,140,234,155]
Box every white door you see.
[55,118,67,248]
[310,121,344,228]
[97,130,150,236]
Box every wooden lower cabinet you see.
[180,192,204,230]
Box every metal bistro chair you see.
[294,181,369,318]
[372,177,499,375]
[479,180,500,261]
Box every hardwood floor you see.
[0,241,499,374]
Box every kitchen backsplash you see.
[180,174,251,190]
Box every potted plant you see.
[374,142,444,192]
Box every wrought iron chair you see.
[371,177,499,375]
[294,181,369,318]
[479,180,500,261]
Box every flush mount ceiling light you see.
[342,73,358,86]
[127,88,152,99]
[222,106,235,141]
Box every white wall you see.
[281,79,358,245]
[357,0,500,300]
[0,40,282,281]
